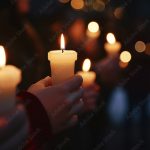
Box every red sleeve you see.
[17,91,52,150]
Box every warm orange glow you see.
[106,33,116,44]
[60,34,65,50]
[120,51,132,63]
[88,21,99,33]
[0,46,6,68]
[119,61,128,69]
[114,7,124,19]
[145,43,150,56]
[71,0,84,10]
[135,41,146,53]
[82,59,91,72]
[93,0,105,12]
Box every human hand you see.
[83,83,100,112]
[95,56,120,86]
[0,106,28,150]
[28,76,83,133]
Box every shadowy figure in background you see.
[0,0,47,89]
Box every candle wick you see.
[62,49,64,53]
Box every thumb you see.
[38,76,52,87]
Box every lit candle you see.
[0,46,21,114]
[48,34,77,85]
[86,21,100,38]
[77,59,96,87]
[104,33,121,56]
[119,51,132,68]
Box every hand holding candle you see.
[48,34,77,85]
[0,46,21,114]
[77,59,99,112]
[77,59,96,87]
[28,76,83,133]
[104,33,121,57]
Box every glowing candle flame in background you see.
[120,51,132,63]
[82,58,91,72]
[0,46,6,68]
[88,21,99,33]
[87,21,100,38]
[61,34,65,50]
[71,0,84,10]
[106,33,116,44]
[135,41,146,53]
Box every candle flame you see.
[82,59,91,72]
[120,51,132,63]
[88,21,99,33]
[0,46,6,68]
[60,34,65,50]
[106,33,116,44]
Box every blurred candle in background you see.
[135,41,146,53]
[0,46,21,115]
[86,21,100,38]
[48,34,77,85]
[71,0,84,10]
[119,51,132,68]
[77,58,96,87]
[104,33,121,56]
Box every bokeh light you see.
[87,21,100,38]
[120,51,132,63]
[106,33,116,44]
[135,41,146,53]
[69,19,85,43]
[88,21,99,33]
[107,87,129,124]
[114,7,124,19]
[71,0,84,10]
[93,0,105,12]
[82,59,91,72]
[17,0,30,13]
[145,43,150,55]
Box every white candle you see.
[86,21,100,38]
[119,51,132,69]
[104,33,121,56]
[48,34,77,85]
[0,46,21,114]
[77,59,96,87]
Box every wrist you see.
[17,91,52,138]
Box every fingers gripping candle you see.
[48,34,77,85]
[0,46,21,114]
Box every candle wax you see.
[77,71,96,87]
[104,41,121,56]
[48,50,77,85]
[0,65,21,114]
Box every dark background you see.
[0,0,150,149]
